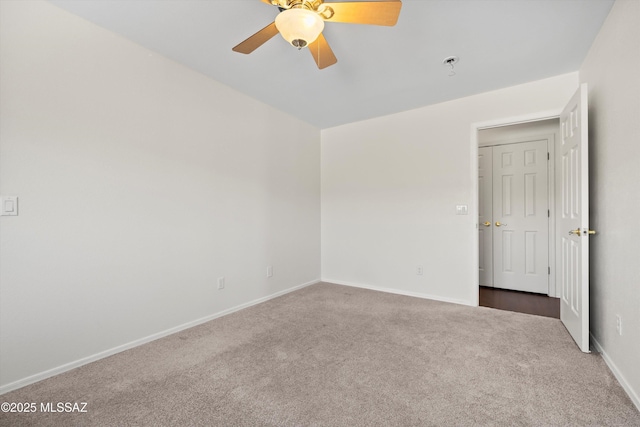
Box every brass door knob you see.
[569,228,581,236]
[587,230,596,235]
[483,221,491,227]
[495,221,506,227]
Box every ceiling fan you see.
[232,0,402,69]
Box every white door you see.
[559,83,591,353]
[478,146,493,287]
[493,140,549,294]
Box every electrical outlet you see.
[616,315,622,336]
[0,196,18,216]
[267,266,273,278]
[417,266,424,275]
[217,276,225,290]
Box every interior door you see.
[559,83,590,353]
[493,140,549,294]
[478,146,493,287]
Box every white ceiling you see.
[48,0,614,129]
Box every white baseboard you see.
[590,333,640,412]
[0,279,320,396]
[322,278,475,307]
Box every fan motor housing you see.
[272,0,323,11]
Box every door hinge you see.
[547,152,550,160]
[548,266,551,275]
[548,209,550,217]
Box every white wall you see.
[579,0,640,408]
[0,0,320,391]
[321,73,578,305]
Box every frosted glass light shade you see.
[275,8,324,49]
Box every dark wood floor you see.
[479,286,560,319]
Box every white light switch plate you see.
[456,204,468,215]
[0,196,18,216]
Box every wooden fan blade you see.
[321,1,402,26]
[232,22,279,54]
[308,33,337,69]
[259,0,273,4]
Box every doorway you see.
[472,84,590,351]
[477,119,560,302]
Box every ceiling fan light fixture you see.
[275,8,324,49]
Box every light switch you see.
[456,204,468,215]
[0,196,18,216]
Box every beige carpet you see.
[1,282,638,426]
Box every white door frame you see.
[470,109,562,307]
